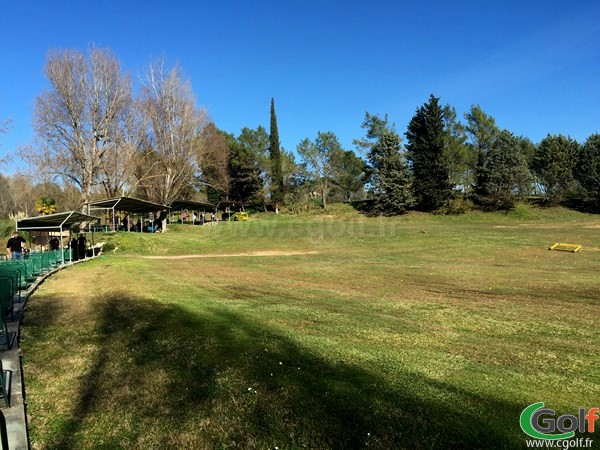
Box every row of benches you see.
[0,250,75,340]
[0,250,84,407]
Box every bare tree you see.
[30,47,133,207]
[9,174,36,216]
[0,119,10,135]
[137,61,207,205]
[0,117,12,167]
[0,174,16,217]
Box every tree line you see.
[1,47,599,218]
[359,95,600,215]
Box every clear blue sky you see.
[1,0,599,172]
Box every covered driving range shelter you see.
[85,196,168,232]
[16,211,100,264]
[169,200,215,224]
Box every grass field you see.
[20,205,600,449]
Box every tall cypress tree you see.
[405,95,452,211]
[269,98,284,213]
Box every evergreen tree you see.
[367,130,414,215]
[473,130,531,211]
[405,95,451,211]
[442,105,472,192]
[533,134,579,205]
[575,134,600,211]
[355,112,413,214]
[353,112,393,153]
[229,126,269,204]
[464,105,500,199]
[269,98,284,213]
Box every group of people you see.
[112,212,164,232]
[178,211,214,225]
[70,234,88,260]
[5,231,88,261]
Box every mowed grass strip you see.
[21,207,600,449]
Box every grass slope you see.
[20,206,600,449]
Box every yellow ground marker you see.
[549,243,582,253]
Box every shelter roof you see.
[85,196,167,213]
[16,211,100,231]
[217,201,246,209]
[170,200,215,210]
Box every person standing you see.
[6,231,26,260]
[70,237,79,261]
[49,236,60,251]
[78,234,87,259]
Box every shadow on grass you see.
[45,291,524,449]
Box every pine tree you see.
[575,134,600,211]
[405,95,451,211]
[269,98,284,213]
[533,134,579,205]
[366,130,414,215]
[473,130,531,211]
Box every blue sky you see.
[1,0,599,172]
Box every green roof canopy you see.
[16,211,100,231]
[217,201,246,210]
[85,196,167,214]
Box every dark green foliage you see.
[269,98,284,212]
[465,105,501,198]
[206,186,223,204]
[405,95,452,211]
[442,105,472,192]
[353,112,394,152]
[473,130,531,211]
[366,130,414,215]
[516,136,536,167]
[297,131,360,208]
[533,134,579,205]
[575,134,600,211]
[330,150,365,202]
[465,105,500,157]
[229,127,268,204]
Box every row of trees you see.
[217,95,599,216]
[358,96,600,215]
[2,46,599,217]
[0,174,81,219]
[22,47,214,208]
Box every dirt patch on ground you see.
[139,250,320,260]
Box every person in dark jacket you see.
[70,237,79,261]
[78,234,87,260]
[49,236,60,250]
[6,231,26,260]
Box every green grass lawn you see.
[20,205,600,449]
